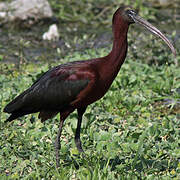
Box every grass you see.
[0,0,179,178]
[0,46,179,179]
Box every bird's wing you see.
[4,64,90,115]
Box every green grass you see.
[0,0,179,178]
[0,47,179,179]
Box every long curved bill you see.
[132,14,176,57]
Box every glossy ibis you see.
[4,6,176,167]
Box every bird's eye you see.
[126,9,136,21]
[126,9,136,16]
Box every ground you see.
[0,0,180,179]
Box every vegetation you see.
[0,47,179,179]
[0,0,179,179]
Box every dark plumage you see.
[4,62,90,122]
[4,6,176,167]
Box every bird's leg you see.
[75,116,83,152]
[75,107,86,153]
[55,116,64,168]
[55,109,74,168]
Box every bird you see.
[4,6,176,167]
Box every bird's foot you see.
[75,138,84,153]
[77,146,84,153]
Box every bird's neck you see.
[106,22,129,70]
[98,22,129,89]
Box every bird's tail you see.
[4,101,36,123]
[4,111,26,122]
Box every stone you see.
[42,24,59,41]
[0,0,53,24]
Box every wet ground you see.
[0,6,179,65]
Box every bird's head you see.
[113,6,176,57]
[120,6,137,24]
